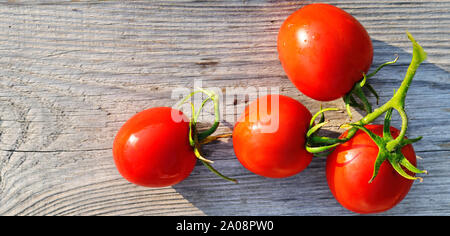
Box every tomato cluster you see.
[112,3,427,214]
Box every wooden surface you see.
[0,0,449,216]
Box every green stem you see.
[201,161,238,183]
[197,91,220,141]
[386,108,408,151]
[306,107,346,154]
[342,31,427,154]
[306,143,341,154]
[309,107,339,127]
[309,136,347,145]
[194,95,211,123]
[366,55,399,79]
[178,88,237,183]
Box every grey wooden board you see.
[0,0,449,215]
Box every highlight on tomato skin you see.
[277,3,373,101]
[326,125,417,214]
[112,107,197,188]
[232,94,313,178]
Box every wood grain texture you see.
[0,0,449,215]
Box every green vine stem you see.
[196,88,221,141]
[178,88,238,183]
[306,107,346,154]
[342,32,427,150]
[305,32,428,182]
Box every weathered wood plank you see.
[0,0,449,215]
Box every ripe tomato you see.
[113,107,196,187]
[277,3,373,101]
[232,95,313,178]
[326,125,417,214]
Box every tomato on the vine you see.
[232,95,313,178]
[326,125,417,214]
[277,3,373,101]
[113,107,196,187]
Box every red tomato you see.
[277,3,373,101]
[326,125,417,214]
[113,107,196,187]
[232,95,313,178]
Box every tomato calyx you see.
[178,88,238,183]
[305,106,347,155]
[350,109,427,183]
[343,56,399,119]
